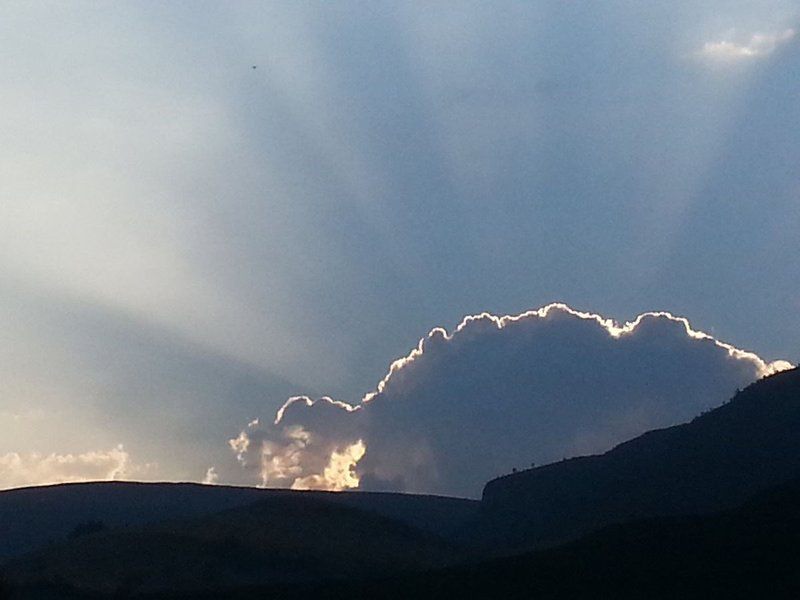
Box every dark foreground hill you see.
[0,481,477,560]
[20,471,796,599]
[474,366,800,548]
[238,476,800,600]
[3,493,466,597]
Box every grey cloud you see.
[228,305,791,498]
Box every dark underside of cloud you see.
[228,304,790,498]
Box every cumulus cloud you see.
[700,29,795,61]
[222,304,791,496]
[0,445,150,490]
[226,304,792,498]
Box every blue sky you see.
[1,1,798,490]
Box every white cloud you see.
[226,304,792,497]
[0,445,151,490]
[700,29,795,61]
[291,440,366,491]
[229,422,365,491]
[202,467,219,485]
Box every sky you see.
[1,1,798,495]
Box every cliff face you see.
[477,368,800,549]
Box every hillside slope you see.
[476,367,800,548]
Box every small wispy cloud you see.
[700,29,795,61]
[202,466,219,485]
[0,409,45,423]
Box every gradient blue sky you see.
[1,1,798,489]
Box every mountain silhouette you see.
[474,366,800,548]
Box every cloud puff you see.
[700,29,795,61]
[227,304,792,498]
[292,440,366,492]
[202,467,219,485]
[229,418,366,492]
[0,445,150,490]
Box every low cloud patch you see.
[0,445,151,490]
